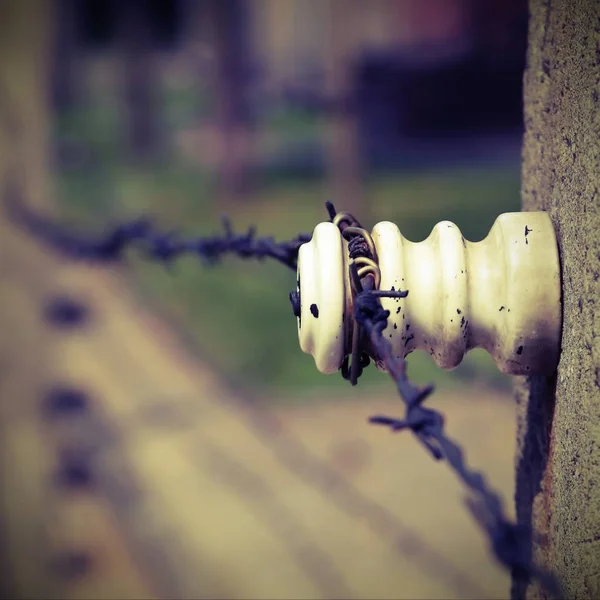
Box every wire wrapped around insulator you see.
[341,226,379,263]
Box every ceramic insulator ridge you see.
[295,212,561,376]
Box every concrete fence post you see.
[513,0,600,598]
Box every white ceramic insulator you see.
[296,212,562,376]
[296,222,350,373]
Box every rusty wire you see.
[11,196,561,597]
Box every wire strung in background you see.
[8,199,310,271]
[8,197,560,597]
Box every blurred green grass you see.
[52,80,520,401]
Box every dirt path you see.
[0,218,516,599]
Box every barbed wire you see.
[8,197,310,270]
[8,196,560,597]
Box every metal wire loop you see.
[333,212,359,229]
[329,210,383,385]
[341,226,379,263]
[353,257,381,291]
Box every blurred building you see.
[248,0,528,168]
[52,0,528,176]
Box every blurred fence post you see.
[205,0,256,206]
[117,1,163,164]
[49,0,84,168]
[324,0,365,221]
[50,0,80,119]
[0,0,53,212]
[0,1,60,598]
[513,0,600,598]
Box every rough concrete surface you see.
[514,0,600,598]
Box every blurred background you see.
[47,0,527,397]
[0,0,527,598]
